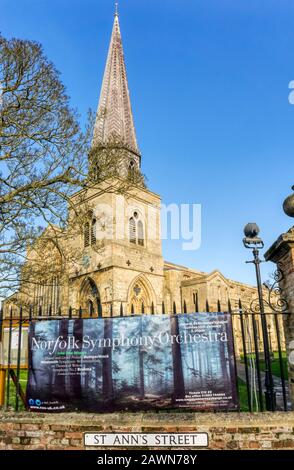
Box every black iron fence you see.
[0,302,290,413]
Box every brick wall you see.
[0,411,294,450]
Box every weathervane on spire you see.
[115,2,119,17]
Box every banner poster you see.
[26,313,239,412]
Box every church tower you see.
[68,9,164,316]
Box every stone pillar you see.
[265,226,294,405]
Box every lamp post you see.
[243,223,276,411]
[267,324,273,355]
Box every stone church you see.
[5,12,271,327]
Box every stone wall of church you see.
[163,266,259,314]
[181,277,257,313]
[2,182,165,318]
[68,267,164,316]
[67,184,165,316]
[112,267,164,315]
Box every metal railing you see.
[0,302,290,412]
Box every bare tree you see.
[0,34,88,296]
[0,35,145,299]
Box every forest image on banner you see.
[26,313,239,412]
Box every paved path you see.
[236,361,292,411]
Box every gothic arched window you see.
[84,211,96,248]
[129,212,145,246]
[91,219,96,245]
[138,220,144,246]
[84,222,90,247]
[128,160,135,178]
[129,217,136,244]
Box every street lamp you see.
[243,223,276,411]
[283,185,294,218]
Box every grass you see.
[258,352,288,380]
[240,351,288,380]
[237,378,250,411]
[237,377,267,412]
[5,369,28,411]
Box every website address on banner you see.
[84,433,208,448]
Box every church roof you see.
[92,11,140,156]
[164,260,205,275]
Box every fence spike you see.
[228,298,232,313]
[15,307,23,411]
[98,301,102,318]
[195,292,199,312]
[6,307,13,410]
[120,303,123,317]
[0,306,3,342]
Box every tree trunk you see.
[69,319,83,399]
[139,317,145,399]
[219,336,229,384]
[170,315,185,401]
[102,318,114,401]
[54,319,68,398]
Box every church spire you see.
[92,11,140,160]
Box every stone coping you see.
[1,411,294,427]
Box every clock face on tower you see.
[82,254,91,269]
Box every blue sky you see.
[2,0,294,286]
